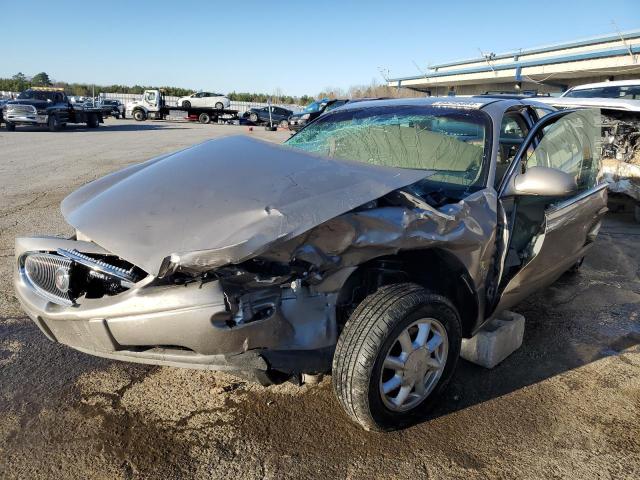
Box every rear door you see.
[493,108,607,312]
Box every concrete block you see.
[460,310,525,369]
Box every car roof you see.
[475,93,551,100]
[567,79,640,90]
[327,96,516,113]
[532,95,640,112]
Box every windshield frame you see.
[286,104,494,192]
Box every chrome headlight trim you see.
[56,248,137,283]
[21,253,74,306]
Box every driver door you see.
[493,108,607,313]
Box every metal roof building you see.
[388,30,640,96]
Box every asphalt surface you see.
[1,119,639,479]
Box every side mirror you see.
[503,166,577,197]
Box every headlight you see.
[301,113,310,120]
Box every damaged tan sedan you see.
[15,98,606,431]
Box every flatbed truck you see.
[126,89,239,124]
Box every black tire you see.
[265,126,277,131]
[5,122,16,131]
[249,112,259,123]
[48,114,61,132]
[198,113,211,124]
[332,283,461,431]
[182,101,191,109]
[133,110,146,121]
[87,114,99,128]
[279,119,289,129]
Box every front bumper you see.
[14,236,338,377]
[5,114,48,125]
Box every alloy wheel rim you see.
[378,317,448,412]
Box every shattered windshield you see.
[286,105,490,188]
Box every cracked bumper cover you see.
[14,237,338,376]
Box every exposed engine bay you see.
[601,112,640,163]
[600,111,640,201]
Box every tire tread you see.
[332,283,460,431]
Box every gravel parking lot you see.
[1,118,639,479]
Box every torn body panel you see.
[254,188,499,331]
[15,236,340,378]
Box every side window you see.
[619,86,640,100]
[495,112,529,188]
[524,109,601,192]
[564,87,606,98]
[145,91,156,103]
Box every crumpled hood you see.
[62,136,430,276]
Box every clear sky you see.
[2,0,638,96]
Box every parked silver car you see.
[14,97,606,431]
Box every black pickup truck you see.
[2,87,103,131]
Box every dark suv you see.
[289,98,388,131]
[288,98,347,131]
[243,106,293,127]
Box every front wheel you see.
[215,102,224,110]
[5,122,16,131]
[249,112,258,123]
[133,110,146,121]
[332,283,461,431]
[279,119,289,128]
[182,101,191,109]
[48,114,61,132]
